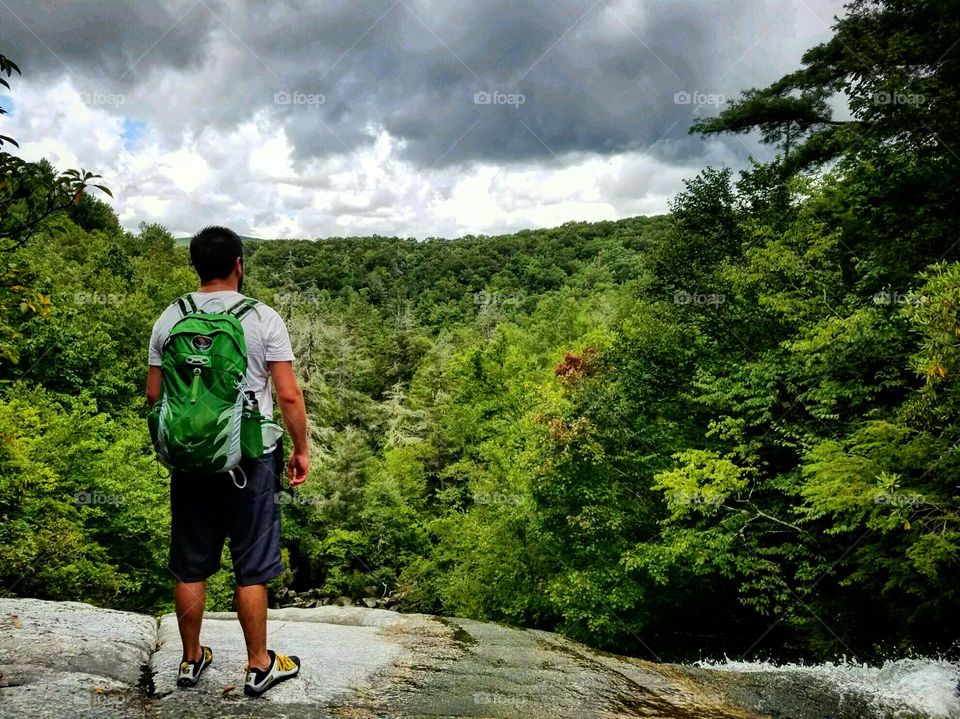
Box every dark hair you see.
[189,226,244,283]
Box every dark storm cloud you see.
[275,0,734,165]
[0,0,834,167]
[0,1,214,83]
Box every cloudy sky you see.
[0,0,845,239]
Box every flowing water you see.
[698,658,960,718]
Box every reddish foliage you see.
[554,347,597,384]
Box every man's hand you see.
[269,361,309,488]
[287,450,309,488]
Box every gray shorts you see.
[168,442,284,586]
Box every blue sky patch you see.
[121,117,145,150]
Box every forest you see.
[1,0,959,664]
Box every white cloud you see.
[2,76,704,239]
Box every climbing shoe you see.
[177,645,213,687]
[244,649,301,697]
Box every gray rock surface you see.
[149,606,409,717]
[0,598,759,718]
[1,598,945,718]
[0,599,156,719]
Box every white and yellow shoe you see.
[177,645,213,687]
[244,649,301,697]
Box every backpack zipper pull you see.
[189,367,202,403]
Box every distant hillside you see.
[174,234,264,246]
[244,215,671,325]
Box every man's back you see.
[148,290,293,416]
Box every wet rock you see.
[2,598,948,718]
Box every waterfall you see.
[700,658,960,718]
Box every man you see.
[146,226,309,696]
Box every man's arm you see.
[269,360,309,487]
[146,366,162,408]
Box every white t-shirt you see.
[148,291,294,417]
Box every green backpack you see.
[148,294,282,478]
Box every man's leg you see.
[236,583,271,670]
[231,445,285,672]
[174,580,206,662]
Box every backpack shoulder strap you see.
[225,297,261,321]
[174,294,200,317]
